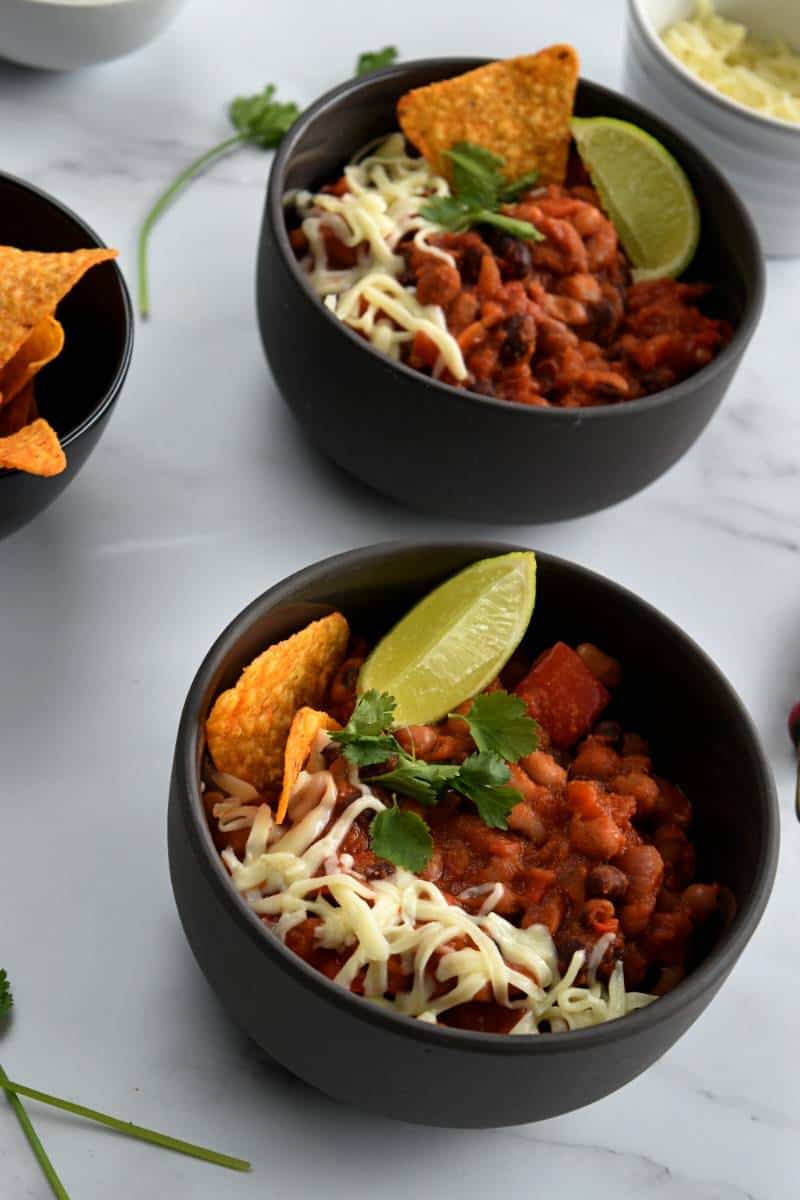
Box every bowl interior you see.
[196,545,777,987]
[0,174,131,448]
[279,63,755,340]
[636,0,800,45]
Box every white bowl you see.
[1,0,186,70]
[626,0,800,256]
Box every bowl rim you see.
[0,169,134,480]
[268,56,765,425]
[174,539,780,1055]
[628,0,800,138]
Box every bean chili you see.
[210,633,727,1035]
[290,160,731,409]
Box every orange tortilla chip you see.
[0,417,65,476]
[0,315,64,406]
[398,46,579,185]
[0,382,37,437]
[0,245,117,369]
[206,612,350,792]
[277,707,341,824]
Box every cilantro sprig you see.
[137,46,402,319]
[449,691,539,762]
[332,689,539,869]
[371,803,433,872]
[421,141,544,242]
[0,967,249,1197]
[356,46,399,75]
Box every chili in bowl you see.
[256,58,763,524]
[168,541,778,1127]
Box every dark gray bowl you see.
[0,172,133,541]
[256,60,764,524]
[168,541,778,1127]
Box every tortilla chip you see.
[0,316,64,406]
[0,246,117,369]
[277,707,342,824]
[206,612,349,791]
[0,417,65,476]
[398,47,579,185]
[0,382,37,437]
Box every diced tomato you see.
[515,642,610,748]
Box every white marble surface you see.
[1,1,798,1196]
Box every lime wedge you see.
[570,116,700,283]
[359,552,537,726]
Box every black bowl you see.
[168,542,778,1127]
[0,172,133,541]
[256,60,764,524]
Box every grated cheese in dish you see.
[211,734,656,1034]
[662,0,800,123]
[286,134,468,381]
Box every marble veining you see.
[0,1,797,1197]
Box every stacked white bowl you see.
[626,0,800,256]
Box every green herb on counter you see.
[0,967,250,1188]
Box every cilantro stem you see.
[0,1065,70,1200]
[0,1076,250,1173]
[137,132,245,320]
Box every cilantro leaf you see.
[445,142,505,210]
[0,969,11,1018]
[453,752,521,829]
[499,169,540,202]
[356,46,399,76]
[338,690,397,737]
[373,758,460,805]
[371,803,433,872]
[229,85,301,148]
[338,735,400,767]
[329,691,401,766]
[478,211,545,242]
[420,195,472,230]
[420,141,544,243]
[451,691,538,761]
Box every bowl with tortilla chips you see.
[0,172,132,541]
[168,541,778,1126]
[256,53,763,523]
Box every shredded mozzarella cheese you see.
[213,736,656,1032]
[663,0,800,123]
[287,134,468,379]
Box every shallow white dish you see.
[626,0,800,256]
[1,0,186,71]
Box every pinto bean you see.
[571,737,620,781]
[570,811,625,860]
[415,261,461,306]
[610,771,660,820]
[682,883,719,922]
[394,724,438,758]
[521,750,567,788]
[507,801,547,844]
[586,864,629,901]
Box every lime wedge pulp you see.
[359,552,537,727]
[570,116,700,282]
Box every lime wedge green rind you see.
[570,116,700,282]
[359,552,537,727]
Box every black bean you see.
[459,244,483,285]
[500,314,535,365]
[482,228,532,280]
